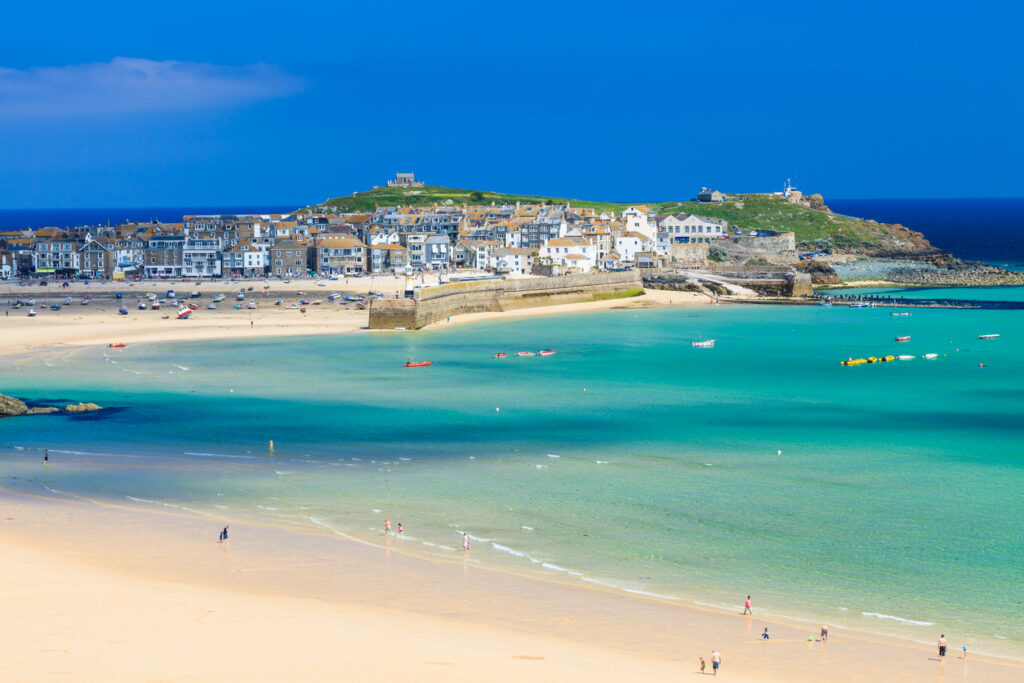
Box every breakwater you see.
[368,271,644,329]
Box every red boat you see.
[494,353,507,358]
[538,349,556,356]
[403,360,433,368]
[516,351,535,357]
[895,336,910,342]
[108,343,126,348]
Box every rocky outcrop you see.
[796,260,842,285]
[27,407,60,415]
[0,393,28,417]
[65,402,102,413]
[886,263,1024,286]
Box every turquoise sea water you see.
[823,285,1024,303]
[2,300,1023,657]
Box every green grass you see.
[591,288,645,301]
[301,186,918,250]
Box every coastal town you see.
[0,173,795,282]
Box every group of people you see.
[937,634,968,661]
[218,525,229,543]
[383,519,403,536]
[699,651,722,675]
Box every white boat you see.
[978,334,1000,340]
[891,312,910,317]
[538,349,556,356]
[897,355,915,360]
[923,353,938,359]
[691,340,715,348]
[207,303,217,310]
[213,294,225,303]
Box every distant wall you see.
[369,271,643,329]
[717,232,797,265]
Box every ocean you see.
[2,302,1022,658]
[828,197,1024,270]
[0,206,299,229]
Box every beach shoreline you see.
[2,488,1019,682]
[0,277,709,358]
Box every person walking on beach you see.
[711,650,721,675]
[938,634,947,660]
[44,449,48,464]
[396,523,403,536]
[463,532,470,552]
[962,643,968,659]
[219,525,229,543]
[762,627,770,640]
[699,657,706,674]
[743,595,752,615]
[820,625,828,642]
[384,519,391,535]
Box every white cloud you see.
[0,57,304,118]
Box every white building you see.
[490,247,535,276]
[615,231,655,263]
[540,236,597,272]
[621,206,657,240]
[182,237,222,278]
[656,213,727,244]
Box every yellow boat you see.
[881,355,895,362]
[841,358,868,366]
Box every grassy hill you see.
[304,185,939,255]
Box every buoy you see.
[979,363,984,368]
[777,450,782,455]
[496,407,500,412]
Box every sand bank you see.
[1,277,709,357]
[0,491,1018,682]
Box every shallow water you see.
[2,304,1022,657]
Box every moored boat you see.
[841,358,867,366]
[494,353,507,358]
[691,339,715,348]
[891,312,910,317]
[538,349,556,356]
[897,355,915,360]
[177,306,192,319]
[923,353,938,359]
[515,351,535,357]
[108,343,126,348]
[895,336,910,342]
[978,334,1000,340]
[403,359,432,368]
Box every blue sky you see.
[0,0,1021,207]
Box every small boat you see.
[866,356,878,363]
[177,306,191,320]
[50,304,62,311]
[207,303,217,310]
[897,355,915,360]
[404,359,433,368]
[151,301,160,309]
[923,353,938,359]
[288,304,299,310]
[538,349,557,356]
[299,307,307,313]
[108,343,126,348]
[64,297,73,304]
[118,307,128,315]
[819,301,832,307]
[138,302,147,310]
[247,301,257,309]
[236,292,245,301]
[300,299,311,305]
[494,353,507,358]
[516,351,535,357]
[213,294,225,303]
[691,340,715,348]
[27,309,37,317]
[190,291,201,298]
[343,296,365,302]
[311,299,322,305]
[978,334,1000,340]
[891,312,910,317]
[188,303,199,310]
[233,304,243,310]
[80,299,90,305]
[166,290,175,298]
[880,355,895,362]
[841,358,867,366]
[274,300,282,306]
[895,336,910,342]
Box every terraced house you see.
[311,237,367,275]
[271,239,308,277]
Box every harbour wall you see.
[369,271,644,329]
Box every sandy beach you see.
[1,490,1020,682]
[0,276,708,357]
